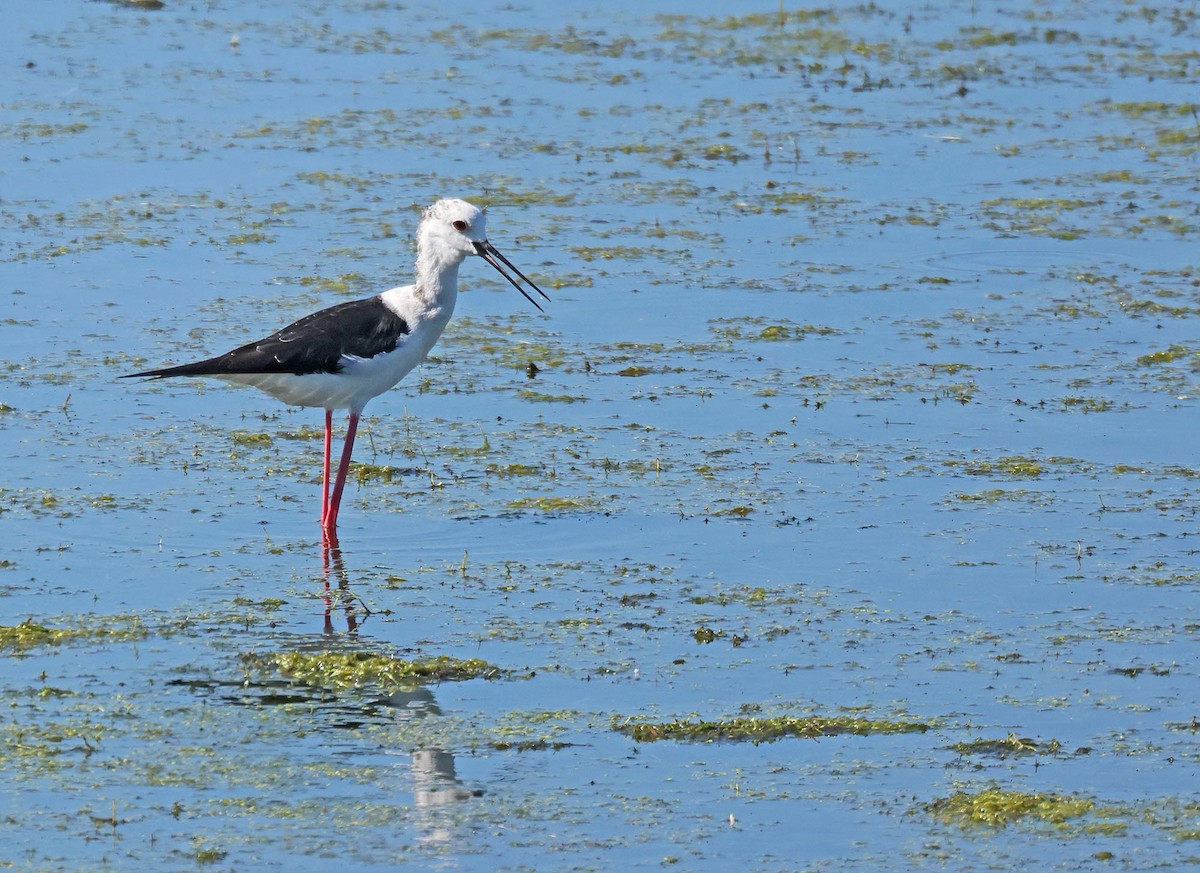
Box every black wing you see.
[125,296,410,379]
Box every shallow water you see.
[3,1,1200,870]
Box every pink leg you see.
[323,412,360,536]
[321,409,333,527]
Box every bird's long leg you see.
[323,412,360,535]
[321,408,333,527]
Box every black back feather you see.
[125,296,410,379]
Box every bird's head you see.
[420,198,551,312]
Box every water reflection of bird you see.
[382,688,476,833]
[321,537,366,634]
[124,199,549,537]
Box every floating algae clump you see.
[928,789,1094,827]
[0,616,151,652]
[251,651,503,689]
[616,714,930,743]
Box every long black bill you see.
[473,240,551,313]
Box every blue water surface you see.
[3,1,1199,871]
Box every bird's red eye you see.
[452,220,468,232]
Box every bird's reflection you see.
[384,686,475,844]
[315,539,475,836]
[320,533,369,634]
[314,539,472,829]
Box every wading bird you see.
[125,198,549,537]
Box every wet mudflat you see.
[3,1,1200,870]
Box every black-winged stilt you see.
[124,198,549,536]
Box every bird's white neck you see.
[412,233,467,313]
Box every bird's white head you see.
[417,198,551,312]
[421,198,488,256]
